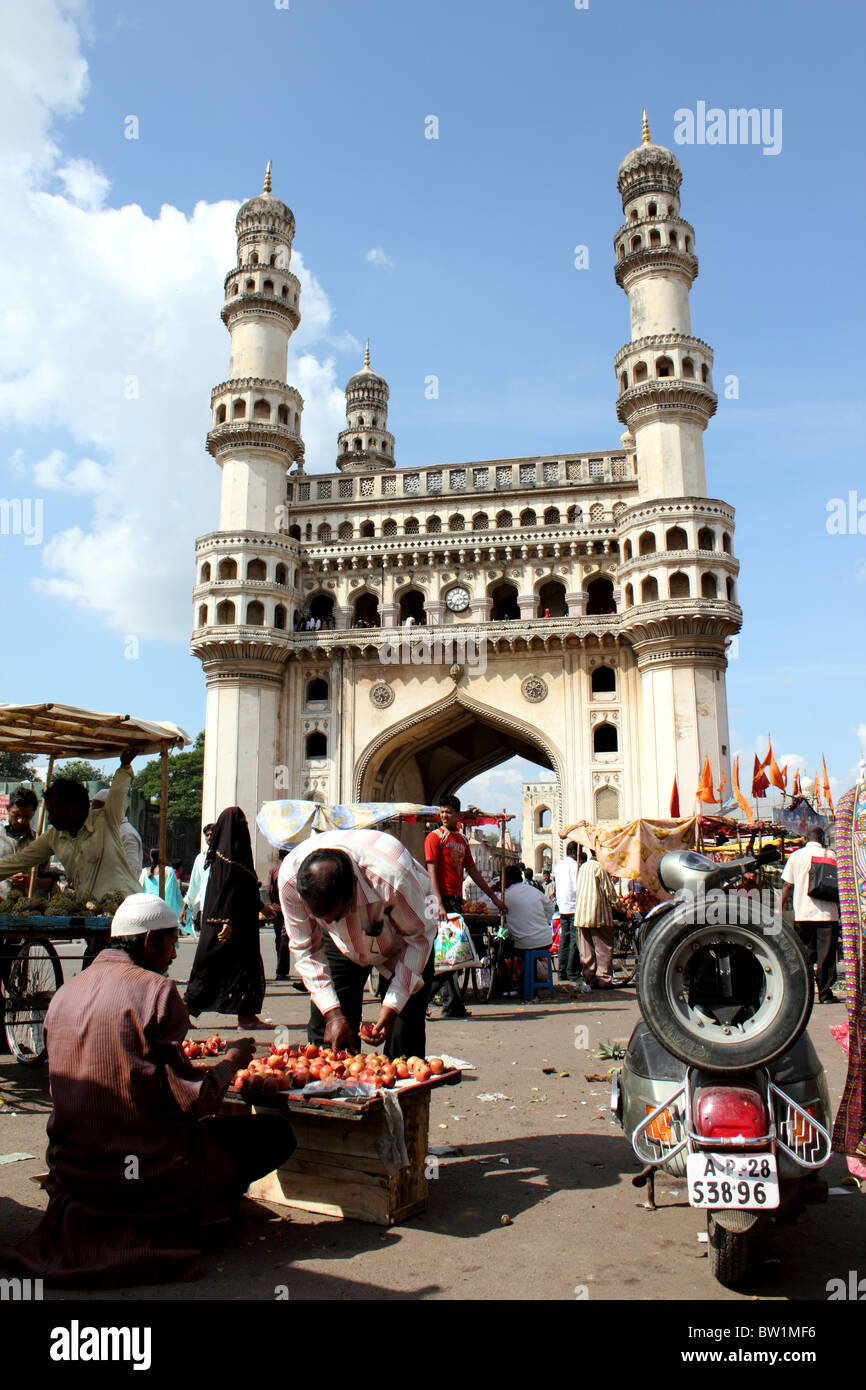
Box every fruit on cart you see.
[229,1046,451,1093]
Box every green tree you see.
[0,752,39,781]
[134,731,204,827]
[56,760,108,785]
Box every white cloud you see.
[0,1,351,643]
[365,246,394,268]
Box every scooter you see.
[611,848,832,1286]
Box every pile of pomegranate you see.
[231,1041,447,1094]
[183,1035,227,1059]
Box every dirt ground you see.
[0,936,862,1303]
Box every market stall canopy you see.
[0,704,190,760]
[560,816,699,897]
[257,800,513,850]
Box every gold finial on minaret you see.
[641,109,651,144]
[364,339,371,369]
[263,161,272,194]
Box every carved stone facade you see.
[193,133,743,874]
[521,781,560,873]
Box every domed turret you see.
[617,110,683,209]
[337,342,396,471]
[235,162,296,240]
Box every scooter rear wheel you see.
[707,1213,750,1286]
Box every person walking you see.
[140,850,187,926]
[180,823,215,936]
[780,827,840,1003]
[554,840,583,987]
[574,846,618,989]
[184,808,268,1030]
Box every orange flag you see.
[792,770,801,797]
[822,756,833,813]
[732,758,753,821]
[696,756,717,804]
[767,747,787,793]
[760,737,773,770]
[813,770,822,807]
[752,754,769,800]
[670,777,680,818]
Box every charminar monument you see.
[191,118,742,874]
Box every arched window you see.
[360,521,375,537]
[288,525,301,541]
[448,514,465,532]
[669,571,690,598]
[262,279,274,294]
[352,592,380,626]
[697,527,714,551]
[586,577,615,615]
[338,522,353,540]
[726,577,735,601]
[309,593,334,621]
[520,509,536,527]
[538,580,566,618]
[307,678,329,702]
[358,416,364,426]
[318,523,332,541]
[275,563,287,585]
[722,532,731,554]
[701,573,718,599]
[620,371,628,392]
[656,356,674,378]
[589,503,604,522]
[490,582,519,621]
[496,510,512,528]
[685,236,691,252]
[245,278,255,291]
[382,519,397,536]
[633,361,648,383]
[405,517,420,535]
[353,437,362,451]
[250,252,259,266]
[278,404,289,424]
[617,243,624,260]
[247,558,267,581]
[647,201,657,216]
[216,599,235,624]
[544,507,560,525]
[625,583,634,607]
[218,557,237,580]
[200,561,211,582]
[638,531,656,556]
[591,665,616,694]
[682,357,696,379]
[622,540,632,561]
[306,732,327,759]
[274,605,286,629]
[216,404,227,423]
[472,513,489,531]
[197,604,207,626]
[649,228,661,247]
[668,230,678,247]
[596,786,620,821]
[641,576,659,603]
[246,601,265,625]
[537,806,551,830]
[701,364,709,383]
[631,234,642,251]
[567,505,583,524]
[230,282,238,296]
[399,588,427,624]
[305,524,312,541]
[593,723,618,754]
[426,515,442,533]
[666,526,687,551]
[613,503,626,522]
[232,398,246,419]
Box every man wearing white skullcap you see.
[0,894,295,1287]
[90,787,144,877]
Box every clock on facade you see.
[445,586,471,612]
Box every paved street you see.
[0,935,862,1302]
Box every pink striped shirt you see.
[278,829,436,1014]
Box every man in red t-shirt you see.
[425,796,506,1018]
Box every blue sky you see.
[1,0,864,821]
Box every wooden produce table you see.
[221,1069,461,1226]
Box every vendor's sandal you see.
[237,1016,273,1029]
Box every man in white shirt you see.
[553,841,581,984]
[90,788,143,877]
[780,827,840,1003]
[503,864,554,949]
[180,823,215,934]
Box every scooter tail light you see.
[694,1087,768,1140]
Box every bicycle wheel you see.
[4,937,62,1065]
[612,926,638,987]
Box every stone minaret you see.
[336,342,396,472]
[191,165,302,862]
[614,115,742,815]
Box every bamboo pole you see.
[27,755,55,897]
[159,743,168,898]
[500,808,507,923]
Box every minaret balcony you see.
[616,378,717,429]
[613,334,713,372]
[206,418,304,459]
[221,287,300,332]
[614,246,698,290]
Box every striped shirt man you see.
[574,856,617,929]
[278,829,436,1015]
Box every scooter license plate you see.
[686,1152,779,1209]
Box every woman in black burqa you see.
[185,807,268,1028]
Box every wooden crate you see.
[223,1071,460,1226]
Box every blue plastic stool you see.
[517,948,556,1001]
